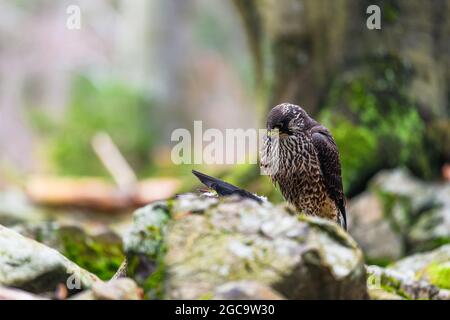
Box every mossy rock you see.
[0,225,99,295]
[425,262,450,289]
[124,194,368,299]
[57,226,124,281]
[366,245,450,300]
[123,202,170,299]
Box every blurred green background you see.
[0,0,449,200]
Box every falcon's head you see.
[266,103,312,137]
[261,103,313,177]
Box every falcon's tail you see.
[192,170,262,203]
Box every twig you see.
[91,132,138,193]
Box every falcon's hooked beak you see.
[267,125,290,139]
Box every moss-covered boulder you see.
[348,191,402,264]
[389,244,450,290]
[124,194,368,299]
[123,201,169,299]
[367,244,450,300]
[0,224,99,295]
[348,168,450,263]
[11,222,125,281]
[0,286,49,300]
[70,278,143,300]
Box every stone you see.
[367,244,450,300]
[71,278,143,300]
[372,168,450,253]
[0,224,99,294]
[347,191,402,262]
[214,281,285,300]
[348,168,450,262]
[11,222,125,281]
[122,201,169,299]
[0,286,48,300]
[389,244,450,287]
[124,194,367,299]
[368,288,404,300]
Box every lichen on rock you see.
[123,201,170,298]
[0,225,99,295]
[123,193,368,299]
[348,168,450,264]
[367,244,450,300]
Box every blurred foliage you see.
[31,76,159,178]
[425,119,450,166]
[362,0,400,24]
[320,54,428,195]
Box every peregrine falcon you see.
[193,103,346,230]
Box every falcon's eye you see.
[274,121,293,135]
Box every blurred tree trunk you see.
[233,0,450,118]
[233,0,450,190]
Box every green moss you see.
[368,271,411,299]
[125,205,170,299]
[425,262,450,289]
[319,114,378,194]
[140,246,167,299]
[320,54,427,195]
[59,231,124,280]
[199,292,214,300]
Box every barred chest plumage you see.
[262,133,339,221]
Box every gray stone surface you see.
[0,224,99,294]
[123,194,368,299]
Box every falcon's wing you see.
[311,126,347,230]
[192,170,263,203]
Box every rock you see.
[0,189,128,282]
[124,194,368,299]
[0,190,45,226]
[368,288,404,300]
[71,278,143,300]
[367,265,436,300]
[389,244,450,290]
[123,201,169,299]
[367,265,449,300]
[13,224,125,281]
[51,225,124,281]
[366,244,450,300]
[0,224,99,294]
[348,168,450,262]
[11,222,125,281]
[373,168,450,252]
[347,192,402,262]
[0,286,48,300]
[214,281,285,300]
